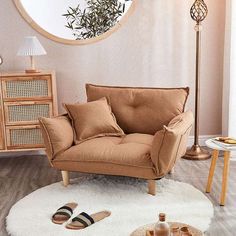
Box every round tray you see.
[130,222,203,236]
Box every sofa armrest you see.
[39,114,74,164]
[151,110,194,176]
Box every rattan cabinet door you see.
[1,76,52,100]
[6,125,44,149]
[4,101,53,125]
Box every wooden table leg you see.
[206,149,219,193]
[220,151,230,206]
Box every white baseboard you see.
[187,135,221,147]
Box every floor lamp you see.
[183,0,211,160]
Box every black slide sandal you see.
[52,203,78,224]
[66,210,111,230]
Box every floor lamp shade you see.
[17,36,47,73]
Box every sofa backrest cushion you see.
[86,84,189,135]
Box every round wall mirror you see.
[13,0,136,45]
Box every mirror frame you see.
[13,0,137,45]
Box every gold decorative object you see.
[190,0,208,23]
[183,0,211,160]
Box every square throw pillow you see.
[63,97,124,144]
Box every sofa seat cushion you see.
[54,134,154,169]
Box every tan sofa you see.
[39,84,194,195]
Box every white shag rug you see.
[6,176,214,236]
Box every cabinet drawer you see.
[6,125,44,149]
[1,76,52,100]
[4,101,53,125]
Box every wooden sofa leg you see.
[148,180,156,195]
[61,171,69,187]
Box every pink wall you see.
[0,0,225,136]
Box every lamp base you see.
[182,145,211,160]
[25,69,40,73]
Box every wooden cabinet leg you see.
[61,171,69,187]
[206,149,219,193]
[220,151,230,206]
[148,180,156,195]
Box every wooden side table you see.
[205,139,232,206]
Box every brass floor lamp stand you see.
[184,145,210,160]
[183,0,211,160]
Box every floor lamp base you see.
[182,145,211,160]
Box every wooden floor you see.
[0,154,236,236]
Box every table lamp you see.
[17,36,47,73]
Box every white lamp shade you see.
[17,36,47,56]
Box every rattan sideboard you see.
[0,71,58,152]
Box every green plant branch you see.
[63,0,132,40]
